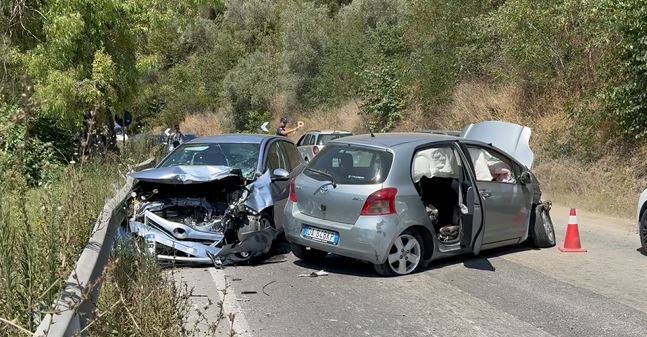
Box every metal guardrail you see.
[33,158,155,337]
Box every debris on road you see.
[241,290,258,295]
[262,280,276,296]
[298,270,329,277]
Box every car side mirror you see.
[519,171,532,185]
[272,168,290,181]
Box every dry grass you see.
[180,110,227,136]
[533,157,644,218]
[396,80,644,218]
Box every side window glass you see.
[280,141,302,171]
[307,134,315,146]
[296,135,305,146]
[267,142,289,172]
[466,146,516,184]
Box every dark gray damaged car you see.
[125,134,304,265]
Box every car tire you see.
[639,211,647,255]
[530,203,556,248]
[373,229,424,277]
[290,243,328,261]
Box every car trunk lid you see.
[295,144,394,224]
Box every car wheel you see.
[640,211,647,254]
[290,243,328,261]
[530,203,556,248]
[373,229,423,276]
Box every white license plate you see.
[302,226,339,245]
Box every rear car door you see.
[464,144,532,245]
[411,143,483,252]
[297,134,312,161]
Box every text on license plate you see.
[302,226,339,245]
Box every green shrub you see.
[358,62,406,133]
[602,0,647,142]
[221,51,279,131]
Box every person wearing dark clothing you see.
[276,117,301,136]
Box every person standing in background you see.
[276,117,301,136]
[168,124,185,151]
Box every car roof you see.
[305,130,353,134]
[186,134,283,144]
[330,132,458,148]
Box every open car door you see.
[454,146,485,255]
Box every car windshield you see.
[159,143,260,180]
[305,144,393,184]
[316,133,352,145]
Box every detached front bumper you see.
[283,201,400,264]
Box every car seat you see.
[336,153,353,179]
[419,176,460,226]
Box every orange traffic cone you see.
[558,208,587,252]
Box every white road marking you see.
[209,268,253,337]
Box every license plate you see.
[302,226,339,245]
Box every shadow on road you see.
[294,254,381,277]
[292,243,539,277]
[427,244,536,273]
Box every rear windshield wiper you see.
[306,168,337,188]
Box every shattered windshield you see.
[159,143,260,179]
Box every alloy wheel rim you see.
[387,234,421,275]
[260,217,272,229]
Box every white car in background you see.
[296,130,352,162]
[636,190,647,253]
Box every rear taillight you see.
[360,188,397,215]
[289,177,298,203]
[313,146,320,155]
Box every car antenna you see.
[352,95,375,137]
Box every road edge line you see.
[209,268,253,337]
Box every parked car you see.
[284,121,555,276]
[296,130,353,162]
[126,134,304,265]
[636,190,647,253]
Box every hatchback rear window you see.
[305,145,393,184]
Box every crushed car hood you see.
[129,165,240,184]
[129,166,274,213]
[461,121,534,168]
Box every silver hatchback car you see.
[284,121,555,276]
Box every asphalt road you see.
[175,204,647,337]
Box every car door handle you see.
[480,190,492,198]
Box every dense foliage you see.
[3,0,647,173]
